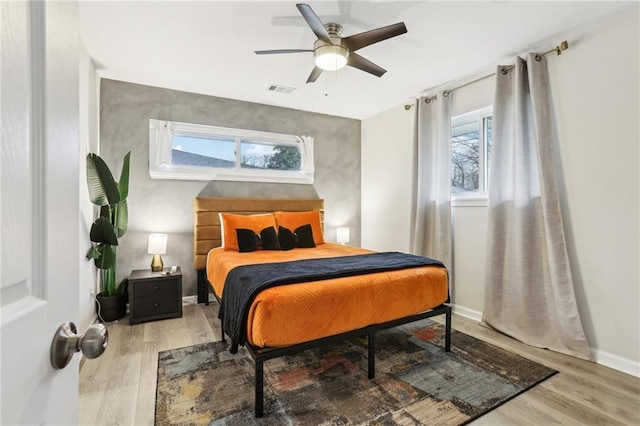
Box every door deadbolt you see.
[50,322,108,369]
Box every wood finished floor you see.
[79,303,640,425]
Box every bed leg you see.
[255,359,264,418]
[368,332,376,379]
[445,305,452,352]
[196,270,209,305]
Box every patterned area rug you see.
[155,319,556,425]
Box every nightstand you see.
[128,267,182,325]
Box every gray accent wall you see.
[99,79,361,296]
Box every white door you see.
[1,1,81,424]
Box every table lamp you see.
[337,227,350,245]
[148,233,167,272]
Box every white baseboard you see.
[451,304,483,322]
[591,348,640,378]
[182,295,198,305]
[451,303,640,378]
[182,294,215,305]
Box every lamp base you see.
[151,254,164,272]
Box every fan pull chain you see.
[324,73,329,97]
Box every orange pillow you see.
[220,213,277,251]
[274,210,325,245]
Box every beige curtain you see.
[482,54,592,360]
[411,93,452,272]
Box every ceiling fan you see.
[255,3,407,83]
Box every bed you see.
[194,197,451,417]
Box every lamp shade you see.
[148,233,167,255]
[336,227,350,244]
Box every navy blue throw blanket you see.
[218,252,445,353]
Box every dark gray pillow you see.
[278,226,296,251]
[258,226,280,250]
[236,228,258,252]
[278,224,316,250]
[294,224,316,248]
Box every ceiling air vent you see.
[267,84,295,94]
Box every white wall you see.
[78,41,100,330]
[361,6,639,375]
[361,103,415,252]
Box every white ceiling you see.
[79,1,629,120]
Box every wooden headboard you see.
[194,197,325,271]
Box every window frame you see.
[148,119,314,184]
[450,106,493,207]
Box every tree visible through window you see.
[240,141,301,171]
[451,108,492,196]
[267,146,301,170]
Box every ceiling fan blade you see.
[296,3,332,44]
[347,53,387,77]
[255,49,313,55]
[306,66,323,83]
[343,22,407,52]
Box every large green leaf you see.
[94,244,115,270]
[100,263,117,295]
[114,200,128,238]
[89,217,118,245]
[87,153,120,207]
[116,278,129,297]
[99,205,111,220]
[86,245,100,260]
[117,151,131,201]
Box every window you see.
[149,119,314,184]
[451,106,492,202]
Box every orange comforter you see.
[207,244,448,348]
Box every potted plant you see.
[85,151,131,322]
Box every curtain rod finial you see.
[558,40,569,54]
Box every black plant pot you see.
[96,292,127,322]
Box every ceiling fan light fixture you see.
[314,44,348,71]
[257,4,407,83]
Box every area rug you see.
[155,319,556,425]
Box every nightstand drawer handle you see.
[154,302,159,308]
[154,285,159,291]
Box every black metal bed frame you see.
[198,269,452,418]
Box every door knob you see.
[50,322,108,369]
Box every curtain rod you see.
[405,40,569,109]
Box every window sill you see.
[452,195,488,207]
[149,165,314,184]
